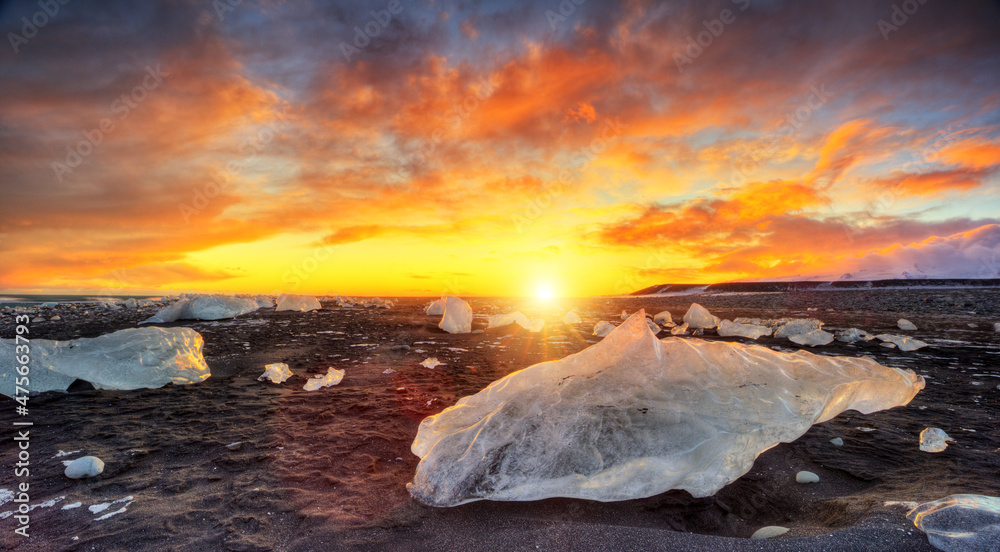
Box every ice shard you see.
[438,296,473,334]
[408,311,923,506]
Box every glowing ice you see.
[259,363,292,384]
[645,318,662,334]
[487,312,529,330]
[717,320,771,340]
[438,296,473,334]
[593,322,615,337]
[920,428,955,453]
[0,328,209,396]
[774,319,824,338]
[653,311,672,325]
[421,357,443,369]
[683,303,720,329]
[908,494,1000,552]
[563,311,582,325]
[525,319,545,333]
[425,299,446,316]
[275,294,321,312]
[407,311,923,506]
[303,367,345,390]
[141,294,260,324]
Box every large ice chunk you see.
[438,296,473,334]
[907,495,1000,552]
[141,294,260,324]
[407,311,923,506]
[275,294,321,312]
[0,328,210,397]
[487,312,530,330]
[683,303,720,329]
[717,320,771,340]
[652,311,673,325]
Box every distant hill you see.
[630,279,1000,296]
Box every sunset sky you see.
[1,0,999,297]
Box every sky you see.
[1,0,999,297]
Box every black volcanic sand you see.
[2,289,999,551]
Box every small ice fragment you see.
[774,319,824,338]
[563,311,582,325]
[62,502,82,510]
[303,367,345,391]
[682,303,720,329]
[646,318,661,334]
[836,328,873,343]
[258,363,292,384]
[670,322,689,336]
[620,310,628,320]
[919,428,955,453]
[421,358,443,369]
[994,322,1000,332]
[593,322,615,337]
[653,311,672,325]
[796,471,820,484]
[717,320,771,340]
[875,334,928,351]
[898,319,917,331]
[907,494,1000,552]
[750,526,789,540]
[275,294,321,312]
[789,330,835,347]
[383,368,396,374]
[65,456,104,479]
[830,437,844,446]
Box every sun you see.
[535,284,554,301]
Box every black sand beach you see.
[2,289,999,551]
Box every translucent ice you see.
[563,311,582,325]
[898,319,918,331]
[907,494,1000,552]
[653,311,673,325]
[141,294,260,324]
[683,303,720,329]
[875,334,928,351]
[920,428,955,453]
[425,299,446,316]
[259,363,292,384]
[303,367,345,391]
[0,328,209,396]
[525,318,545,333]
[670,322,689,336]
[275,294,321,312]
[421,357,443,369]
[487,312,529,330]
[645,318,662,334]
[438,296,473,334]
[593,321,615,337]
[774,319,824,338]
[836,328,874,343]
[407,311,923,506]
[717,320,771,340]
[789,330,834,347]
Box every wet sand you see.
[1,289,999,551]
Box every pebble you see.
[796,471,820,484]
[751,526,789,540]
[65,456,104,479]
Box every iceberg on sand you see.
[438,296,473,334]
[0,328,210,397]
[275,294,321,312]
[407,311,923,506]
[141,294,263,324]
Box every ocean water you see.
[0,295,162,306]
